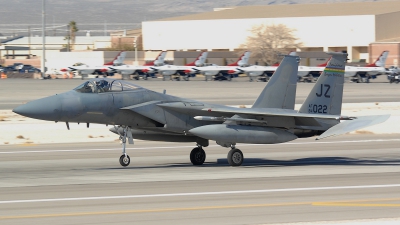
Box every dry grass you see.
[16,135,24,139]
[355,130,374,135]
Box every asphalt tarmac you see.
[0,76,399,110]
[1,134,400,224]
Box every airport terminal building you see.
[142,1,400,65]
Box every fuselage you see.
[12,78,333,145]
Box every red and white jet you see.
[194,51,251,81]
[60,51,126,76]
[344,51,389,83]
[109,51,167,79]
[154,51,208,81]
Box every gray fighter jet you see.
[13,53,389,167]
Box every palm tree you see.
[67,21,79,50]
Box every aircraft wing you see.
[316,114,390,140]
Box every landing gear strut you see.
[114,125,133,167]
[190,146,206,165]
[227,146,243,166]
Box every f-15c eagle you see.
[13,53,389,167]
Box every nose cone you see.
[13,95,62,121]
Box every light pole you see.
[134,36,138,66]
[41,0,46,78]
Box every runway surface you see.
[0,76,399,109]
[1,134,400,224]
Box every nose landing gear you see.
[119,154,130,167]
[114,125,133,167]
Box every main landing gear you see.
[114,125,133,167]
[189,144,244,167]
[227,146,243,167]
[190,146,206,165]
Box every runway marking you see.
[0,184,400,205]
[314,203,400,207]
[0,202,310,220]
[1,138,400,154]
[2,198,400,220]
[313,197,400,207]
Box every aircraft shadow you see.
[97,157,400,170]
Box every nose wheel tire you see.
[190,147,206,165]
[119,154,131,167]
[227,148,243,166]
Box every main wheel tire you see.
[119,154,131,167]
[227,148,243,167]
[190,147,206,165]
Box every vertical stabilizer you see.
[145,51,167,66]
[366,51,389,67]
[317,56,331,67]
[104,51,126,66]
[273,51,297,66]
[186,51,208,67]
[228,51,251,67]
[299,52,347,115]
[252,55,299,109]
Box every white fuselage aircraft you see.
[194,51,251,81]
[343,51,389,82]
[239,51,389,83]
[61,51,126,76]
[155,51,208,81]
[109,51,167,79]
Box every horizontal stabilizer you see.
[204,106,339,120]
[317,114,390,140]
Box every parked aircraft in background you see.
[237,52,324,82]
[60,51,126,78]
[344,50,389,83]
[195,51,251,81]
[13,52,389,168]
[297,51,389,83]
[109,51,167,80]
[154,51,208,81]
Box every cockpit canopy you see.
[74,78,142,93]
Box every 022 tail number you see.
[308,104,327,114]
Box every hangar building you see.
[142,1,400,65]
